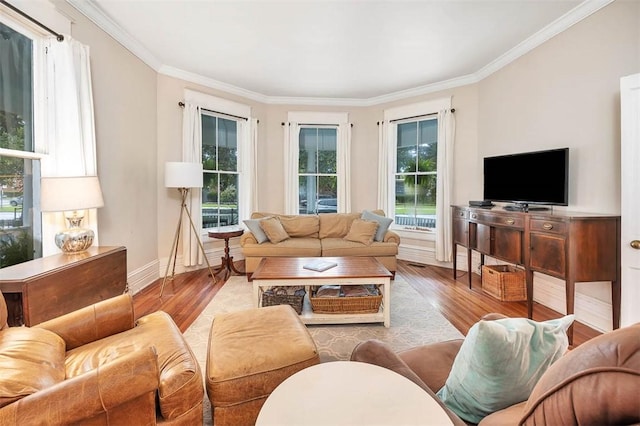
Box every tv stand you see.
[451,206,620,344]
[503,203,549,212]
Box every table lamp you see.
[161,162,216,296]
[40,176,104,253]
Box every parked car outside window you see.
[316,198,337,213]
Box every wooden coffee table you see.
[252,257,392,327]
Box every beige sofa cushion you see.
[242,238,322,257]
[318,213,361,238]
[344,219,378,245]
[251,212,319,238]
[321,238,398,257]
[259,217,290,244]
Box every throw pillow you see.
[361,210,393,242]
[436,315,574,424]
[259,216,290,244]
[343,219,378,246]
[243,218,270,244]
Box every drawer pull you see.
[459,211,464,217]
[631,240,640,250]
[505,219,515,225]
[471,213,477,219]
[543,223,554,230]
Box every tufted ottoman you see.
[206,305,320,426]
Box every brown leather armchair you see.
[351,320,640,426]
[0,292,204,425]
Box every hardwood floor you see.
[132,259,601,346]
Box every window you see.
[0,19,42,268]
[298,126,338,214]
[201,113,240,228]
[285,111,350,215]
[395,118,438,230]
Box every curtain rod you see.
[0,0,64,41]
[281,122,354,128]
[178,101,248,121]
[388,108,455,124]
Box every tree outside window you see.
[201,114,239,228]
[395,118,438,229]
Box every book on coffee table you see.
[303,259,338,272]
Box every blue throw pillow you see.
[436,315,574,423]
[361,210,393,242]
[243,218,269,244]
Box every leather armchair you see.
[0,292,204,425]
[351,319,640,426]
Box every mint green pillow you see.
[361,210,393,242]
[436,315,574,423]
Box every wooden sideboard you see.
[0,246,127,326]
[452,206,620,341]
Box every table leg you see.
[383,278,391,328]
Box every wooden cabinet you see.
[0,246,127,326]
[452,206,620,342]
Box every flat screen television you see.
[483,148,569,211]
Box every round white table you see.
[256,361,454,426]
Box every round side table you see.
[256,361,454,425]
[208,227,245,279]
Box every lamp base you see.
[55,227,95,253]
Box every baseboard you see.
[127,260,159,294]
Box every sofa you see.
[351,316,640,426]
[241,210,400,279]
[0,292,204,425]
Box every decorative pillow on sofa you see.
[436,315,574,424]
[243,218,270,244]
[361,210,393,242]
[259,216,290,244]
[343,219,379,246]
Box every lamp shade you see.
[165,162,203,188]
[41,176,104,212]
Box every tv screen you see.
[483,148,569,207]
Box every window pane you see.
[299,128,317,174]
[298,176,317,214]
[219,173,238,226]
[217,118,237,172]
[1,22,40,267]
[317,128,336,174]
[396,122,417,173]
[418,120,437,172]
[202,115,217,171]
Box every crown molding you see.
[65,0,163,70]
[65,0,614,107]
[475,0,614,80]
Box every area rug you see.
[183,275,463,425]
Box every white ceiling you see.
[67,0,609,105]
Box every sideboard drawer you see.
[530,218,567,235]
[469,211,524,229]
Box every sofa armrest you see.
[383,230,401,245]
[397,339,464,392]
[0,347,159,426]
[351,339,466,426]
[240,232,258,245]
[35,294,135,350]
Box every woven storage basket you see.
[481,265,526,301]
[261,287,305,314]
[310,287,382,314]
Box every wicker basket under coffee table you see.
[252,257,393,327]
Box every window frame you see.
[383,97,451,237]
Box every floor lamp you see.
[160,161,216,297]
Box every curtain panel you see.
[435,109,456,262]
[181,102,203,267]
[40,36,98,256]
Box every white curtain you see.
[435,109,456,262]
[336,122,351,213]
[41,36,98,256]
[239,117,258,221]
[376,120,396,214]
[283,122,300,215]
[181,102,203,266]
